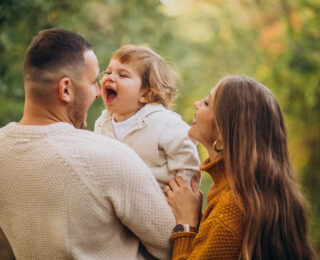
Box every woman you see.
[163,75,314,259]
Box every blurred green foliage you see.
[0,0,319,257]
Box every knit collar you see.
[3,122,74,137]
[200,156,226,187]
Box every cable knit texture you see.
[171,157,244,259]
[0,122,175,260]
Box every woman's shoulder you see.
[210,187,241,210]
[205,188,243,229]
[191,188,243,257]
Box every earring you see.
[213,140,223,153]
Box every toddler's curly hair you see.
[111,45,177,109]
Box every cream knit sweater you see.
[0,122,175,260]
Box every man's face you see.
[68,50,100,129]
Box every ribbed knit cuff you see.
[170,232,196,258]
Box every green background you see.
[0,0,319,258]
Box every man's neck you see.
[19,100,71,126]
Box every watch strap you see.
[172,224,198,234]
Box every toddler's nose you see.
[106,73,115,82]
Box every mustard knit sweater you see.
[170,157,244,259]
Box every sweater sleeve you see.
[170,232,196,259]
[171,218,241,259]
[158,112,201,187]
[63,133,176,260]
[104,145,176,260]
[170,191,243,260]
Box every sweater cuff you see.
[170,232,196,257]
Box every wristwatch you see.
[172,224,198,234]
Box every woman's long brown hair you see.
[213,75,314,259]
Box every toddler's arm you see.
[159,112,201,188]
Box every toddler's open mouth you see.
[106,88,117,103]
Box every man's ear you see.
[139,88,154,104]
[58,77,73,103]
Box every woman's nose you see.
[194,100,201,109]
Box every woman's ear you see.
[213,125,224,152]
[139,88,154,104]
[58,77,73,103]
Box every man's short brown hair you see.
[23,28,92,84]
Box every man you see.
[0,28,175,259]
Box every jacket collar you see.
[102,103,166,123]
[101,103,166,137]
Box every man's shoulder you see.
[0,126,7,141]
[53,128,148,175]
[0,125,6,136]
[0,122,18,141]
[0,122,15,132]
[60,128,133,154]
[69,127,115,143]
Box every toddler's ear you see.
[139,89,154,104]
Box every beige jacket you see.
[95,104,201,188]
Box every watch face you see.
[173,224,185,233]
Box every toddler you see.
[94,45,200,188]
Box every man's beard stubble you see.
[68,92,88,129]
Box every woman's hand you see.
[163,176,202,227]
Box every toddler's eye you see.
[119,73,128,78]
[105,71,111,75]
[204,100,209,106]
